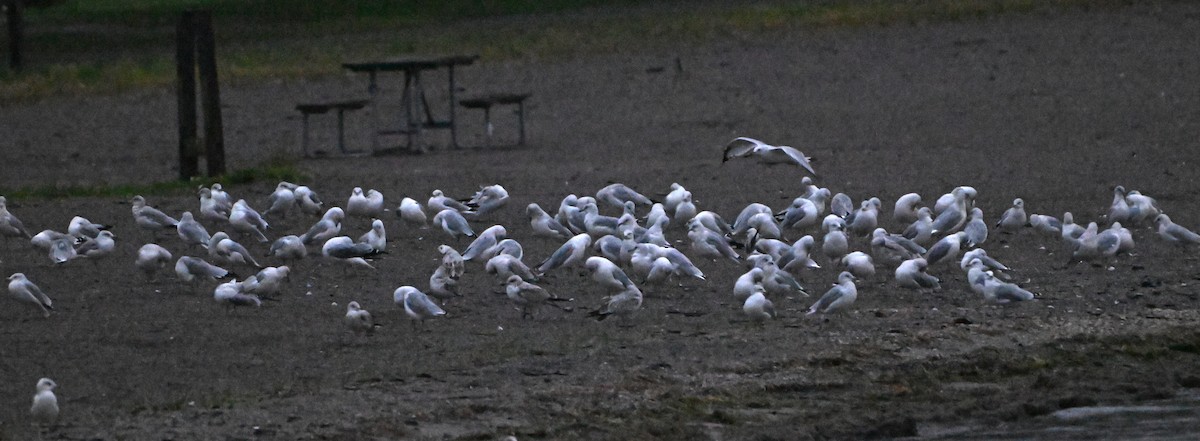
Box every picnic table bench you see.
[459,92,531,147]
[295,99,371,157]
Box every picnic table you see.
[343,54,479,153]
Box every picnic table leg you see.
[336,108,348,154]
[411,70,426,153]
[401,71,415,151]
[301,112,311,157]
[448,65,459,148]
[368,70,379,153]
[517,100,526,146]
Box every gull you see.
[639,217,671,248]
[645,203,669,231]
[209,232,262,268]
[1030,214,1062,235]
[963,207,988,246]
[643,256,676,287]
[780,235,822,272]
[798,176,821,199]
[996,198,1027,233]
[846,197,881,238]
[870,228,925,265]
[1071,231,1118,264]
[208,183,233,210]
[895,258,939,290]
[432,208,474,239]
[264,181,297,219]
[346,187,385,218]
[394,286,446,328]
[428,189,469,213]
[733,267,765,302]
[805,187,832,217]
[294,185,324,216]
[242,266,290,297]
[596,183,653,209]
[321,236,381,269]
[840,251,875,280]
[691,211,732,236]
[893,193,922,224]
[590,233,622,264]
[74,230,116,261]
[481,238,524,261]
[807,271,858,315]
[664,183,688,214]
[8,273,53,318]
[745,212,781,241]
[631,243,705,281]
[926,231,968,266]
[585,256,636,291]
[588,285,643,322]
[1155,214,1200,245]
[268,235,307,261]
[463,225,506,261]
[135,244,173,280]
[778,197,819,231]
[902,207,935,246]
[581,203,619,237]
[31,229,72,250]
[213,280,261,307]
[965,258,991,296]
[176,211,211,248]
[229,199,269,243]
[48,236,76,264]
[68,216,109,239]
[1061,212,1085,241]
[464,184,510,219]
[722,136,816,175]
[1126,190,1160,226]
[486,253,537,283]
[438,245,465,278]
[751,254,807,297]
[1109,222,1135,254]
[175,256,234,284]
[527,203,573,240]
[506,275,553,319]
[198,187,231,224]
[687,219,740,262]
[733,203,773,235]
[31,378,59,427]
[980,273,1035,303]
[1107,185,1131,225]
[934,186,976,214]
[0,196,32,241]
[830,193,853,219]
[959,248,1010,272]
[300,207,344,245]
[673,191,697,227]
[536,233,592,275]
[930,187,969,236]
[345,301,375,336]
[821,218,849,263]
[397,197,429,229]
[743,284,775,321]
[428,265,460,304]
[208,232,260,268]
[358,219,387,253]
[130,195,179,234]
[555,194,582,231]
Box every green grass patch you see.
[0,163,305,200]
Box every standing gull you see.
[346,187,385,219]
[176,211,212,248]
[996,198,1028,233]
[506,275,554,319]
[743,284,775,321]
[807,271,858,315]
[536,233,592,276]
[264,181,297,219]
[136,244,173,280]
[1155,214,1200,245]
[130,195,179,235]
[432,208,474,239]
[0,196,33,240]
[30,378,59,427]
[394,286,446,328]
[229,199,270,243]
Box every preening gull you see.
[268,235,307,261]
[464,184,510,219]
[428,189,470,213]
[664,183,688,214]
[264,181,297,219]
[585,256,636,291]
[733,267,765,302]
[213,280,261,307]
[136,243,173,280]
[895,257,939,290]
[427,265,460,304]
[486,254,537,283]
[68,215,109,239]
[8,273,53,318]
[893,193,922,224]
[175,256,234,283]
[588,285,643,321]
[394,286,446,327]
[433,208,474,239]
[536,233,592,275]
[344,301,375,336]
[438,245,465,278]
[397,197,428,228]
[963,207,988,247]
[722,136,816,175]
[321,236,381,269]
[462,225,506,261]
[743,284,775,321]
[840,251,875,280]
[925,231,968,266]
[687,219,740,262]
[198,187,230,224]
[294,185,324,216]
[830,193,853,219]
[300,207,344,245]
[74,230,116,261]
[229,199,269,243]
[596,183,654,209]
[209,232,262,268]
[130,195,179,233]
[358,219,387,253]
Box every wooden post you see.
[175,11,198,181]
[5,0,23,71]
[194,11,225,177]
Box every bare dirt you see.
[2,2,1200,440]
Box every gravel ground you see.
[1,2,1200,440]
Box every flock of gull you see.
[3,136,1199,427]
